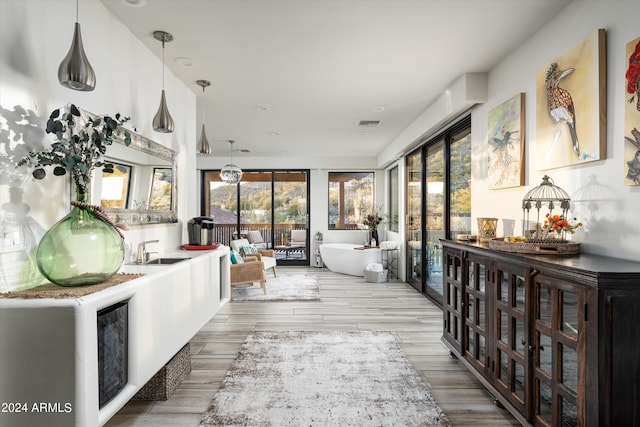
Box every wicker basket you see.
[133,343,191,400]
[488,238,580,255]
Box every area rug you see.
[231,273,320,302]
[200,331,449,426]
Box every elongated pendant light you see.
[220,140,243,184]
[152,30,175,133]
[58,0,96,91]
[196,79,212,155]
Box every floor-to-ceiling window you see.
[406,150,422,290]
[405,116,471,304]
[388,166,399,233]
[202,169,310,265]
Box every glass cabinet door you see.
[532,275,582,427]
[493,267,528,416]
[443,248,464,353]
[464,254,489,376]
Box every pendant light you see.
[196,79,212,155]
[152,30,175,133]
[58,0,96,91]
[220,140,243,184]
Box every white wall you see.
[471,0,640,261]
[0,0,197,272]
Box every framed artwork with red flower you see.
[624,36,640,186]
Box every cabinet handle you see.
[520,339,526,346]
[539,345,545,351]
[528,345,534,352]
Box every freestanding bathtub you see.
[319,243,381,276]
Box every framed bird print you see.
[535,28,606,170]
[624,36,640,186]
[487,93,525,189]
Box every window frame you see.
[327,171,375,230]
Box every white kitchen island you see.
[0,246,230,427]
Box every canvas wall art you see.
[487,93,525,189]
[624,35,640,186]
[535,29,606,170]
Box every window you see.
[202,169,310,265]
[404,115,471,304]
[388,166,399,232]
[149,168,173,210]
[449,128,472,238]
[328,172,374,230]
[100,162,131,209]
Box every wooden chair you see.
[230,256,266,294]
[230,238,277,278]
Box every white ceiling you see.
[100,0,572,158]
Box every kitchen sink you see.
[144,257,191,265]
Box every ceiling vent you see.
[358,120,381,127]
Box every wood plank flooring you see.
[106,266,520,426]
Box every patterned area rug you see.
[200,331,450,426]
[231,273,320,302]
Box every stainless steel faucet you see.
[135,240,159,263]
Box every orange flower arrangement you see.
[544,213,583,237]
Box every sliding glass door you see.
[425,141,445,301]
[274,171,308,264]
[202,169,310,265]
[404,116,471,305]
[406,149,423,291]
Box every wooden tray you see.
[488,238,580,255]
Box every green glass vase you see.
[36,188,124,286]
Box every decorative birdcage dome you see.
[521,175,571,239]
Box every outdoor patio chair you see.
[289,229,307,247]
[247,230,270,249]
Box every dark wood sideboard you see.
[440,239,640,427]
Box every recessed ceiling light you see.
[175,57,197,68]
[254,106,270,112]
[359,131,369,136]
[372,106,385,112]
[121,0,147,7]
[269,131,281,136]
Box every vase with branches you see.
[16,104,132,287]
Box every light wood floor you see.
[107,266,519,426]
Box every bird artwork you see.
[488,127,520,187]
[545,62,580,159]
[626,39,640,112]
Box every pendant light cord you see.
[75,0,79,23]
[161,40,165,90]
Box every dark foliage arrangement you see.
[18,103,130,191]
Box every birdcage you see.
[521,175,571,242]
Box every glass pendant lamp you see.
[220,140,243,184]
[152,30,175,133]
